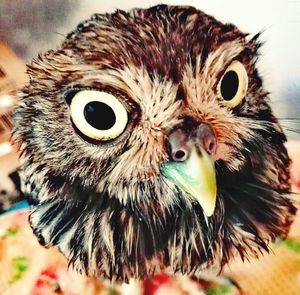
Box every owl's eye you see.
[70,90,128,141]
[217,61,248,108]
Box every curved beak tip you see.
[161,147,217,217]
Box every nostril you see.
[173,149,187,162]
[197,123,217,156]
[207,139,217,155]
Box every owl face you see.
[14,5,296,281]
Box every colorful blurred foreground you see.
[0,209,244,295]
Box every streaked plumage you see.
[13,5,296,282]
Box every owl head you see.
[13,5,296,281]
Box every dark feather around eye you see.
[64,87,99,105]
[64,89,79,105]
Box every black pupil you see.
[84,101,116,130]
[220,70,239,101]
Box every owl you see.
[13,5,297,282]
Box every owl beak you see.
[161,147,216,216]
[160,124,217,217]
